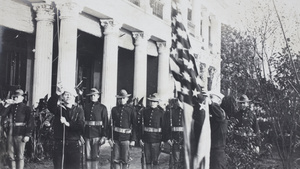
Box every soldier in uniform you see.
[84,88,108,169]
[164,98,184,169]
[235,94,261,153]
[208,90,227,169]
[47,85,85,169]
[109,89,137,169]
[139,93,165,169]
[1,89,34,169]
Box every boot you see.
[86,161,92,169]
[146,164,152,169]
[153,164,160,169]
[114,162,121,169]
[10,160,16,169]
[91,161,99,169]
[16,159,24,169]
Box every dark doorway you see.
[77,30,104,101]
[0,27,34,100]
[117,47,134,95]
[147,55,158,97]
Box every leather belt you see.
[14,122,26,126]
[172,127,183,132]
[85,121,103,126]
[114,127,131,134]
[144,127,162,132]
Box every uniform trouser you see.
[7,136,27,169]
[210,148,227,169]
[53,140,82,169]
[85,137,100,169]
[144,142,161,169]
[170,143,184,169]
[113,140,130,169]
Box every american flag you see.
[170,0,210,169]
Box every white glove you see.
[130,141,135,147]
[23,136,30,142]
[60,116,70,126]
[167,139,173,146]
[108,139,114,147]
[140,140,144,147]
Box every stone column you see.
[100,19,120,111]
[157,42,170,103]
[32,3,55,106]
[132,32,149,105]
[56,1,81,88]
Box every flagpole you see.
[56,7,65,169]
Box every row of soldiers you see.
[0,86,185,169]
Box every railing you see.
[128,0,140,6]
[150,0,163,19]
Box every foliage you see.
[225,117,260,168]
[221,20,300,168]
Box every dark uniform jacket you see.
[164,106,184,144]
[1,102,34,137]
[234,107,261,146]
[47,94,85,141]
[110,104,137,142]
[140,107,165,143]
[209,103,227,149]
[84,101,108,138]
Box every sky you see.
[222,0,300,53]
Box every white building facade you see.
[0,0,226,111]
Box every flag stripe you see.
[170,0,210,169]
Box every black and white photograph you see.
[0,0,299,168]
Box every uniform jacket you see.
[47,94,85,141]
[234,107,261,146]
[84,101,108,138]
[140,106,165,143]
[209,103,227,149]
[164,106,184,144]
[1,102,34,137]
[110,104,137,142]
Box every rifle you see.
[141,109,145,169]
[110,114,114,169]
[60,105,65,169]
[169,104,174,169]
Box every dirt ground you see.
[3,143,292,169]
[21,142,170,169]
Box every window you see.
[188,9,192,21]
[209,26,211,44]
[200,20,203,36]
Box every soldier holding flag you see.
[47,84,85,169]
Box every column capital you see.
[100,19,121,35]
[32,3,55,22]
[56,1,82,20]
[132,32,150,46]
[156,42,167,54]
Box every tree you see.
[221,0,300,167]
